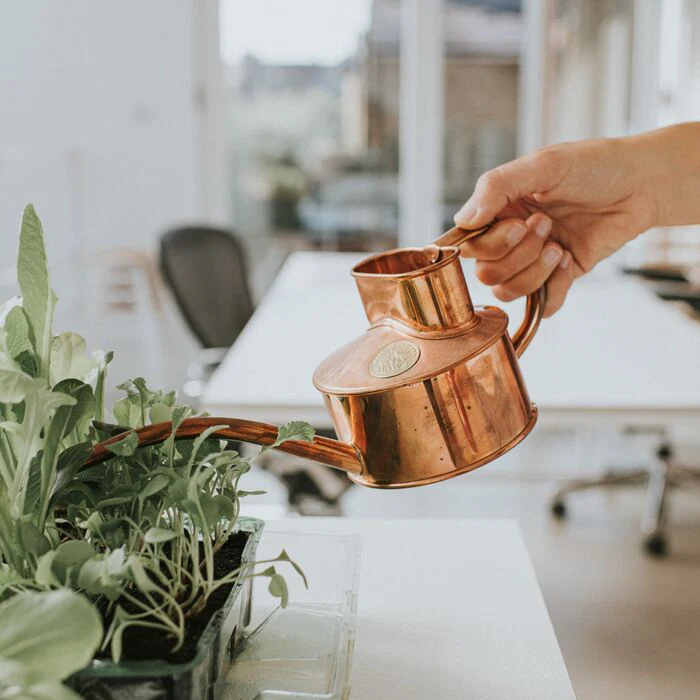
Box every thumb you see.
[454,148,566,227]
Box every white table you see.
[202,251,700,431]
[262,517,575,699]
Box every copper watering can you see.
[88,225,544,489]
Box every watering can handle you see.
[433,223,546,357]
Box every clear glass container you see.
[215,527,361,700]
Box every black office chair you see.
[159,225,351,514]
[160,226,254,396]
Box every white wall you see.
[0,0,212,391]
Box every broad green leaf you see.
[0,354,32,404]
[34,551,59,587]
[7,380,76,519]
[105,431,139,457]
[4,306,32,360]
[0,589,102,684]
[139,474,170,501]
[268,573,289,607]
[17,520,50,557]
[77,549,126,600]
[50,380,94,438]
[49,333,97,387]
[149,403,172,425]
[111,396,142,429]
[50,441,93,503]
[213,494,234,519]
[144,527,178,544]
[272,421,315,448]
[17,205,56,378]
[49,540,96,586]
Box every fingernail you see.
[559,252,571,270]
[454,199,478,225]
[506,223,527,246]
[543,246,563,267]
[535,217,552,238]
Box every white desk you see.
[202,251,700,431]
[262,518,575,700]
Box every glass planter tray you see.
[216,528,361,700]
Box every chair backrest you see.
[159,226,254,349]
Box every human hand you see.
[454,136,659,316]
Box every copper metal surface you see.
[86,224,545,490]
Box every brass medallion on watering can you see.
[87,224,544,490]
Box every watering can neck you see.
[352,246,477,335]
[85,417,364,476]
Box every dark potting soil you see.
[95,530,249,665]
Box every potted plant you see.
[0,205,309,700]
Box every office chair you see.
[160,226,254,398]
[159,225,351,515]
[551,274,700,558]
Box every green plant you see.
[0,589,102,700]
[0,205,310,693]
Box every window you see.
[220,0,401,294]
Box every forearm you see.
[624,122,700,228]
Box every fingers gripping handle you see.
[434,224,546,357]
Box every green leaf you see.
[0,589,102,684]
[268,573,289,608]
[276,549,309,589]
[93,350,113,423]
[17,520,50,557]
[50,540,96,585]
[139,474,170,501]
[105,431,139,457]
[186,424,228,472]
[49,333,97,386]
[149,403,172,425]
[163,406,190,466]
[17,205,56,379]
[4,306,32,359]
[34,551,59,587]
[0,353,33,404]
[51,441,94,503]
[127,556,157,593]
[236,489,267,497]
[144,527,178,544]
[35,381,93,523]
[272,421,315,448]
[111,396,142,429]
[213,494,234,520]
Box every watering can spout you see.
[86,417,365,476]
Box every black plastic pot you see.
[68,518,264,700]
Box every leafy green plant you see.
[0,205,311,690]
[0,589,102,700]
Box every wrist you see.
[624,122,700,228]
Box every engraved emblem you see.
[370,341,421,378]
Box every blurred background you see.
[2,1,700,698]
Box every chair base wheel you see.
[644,533,668,558]
[550,500,567,519]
